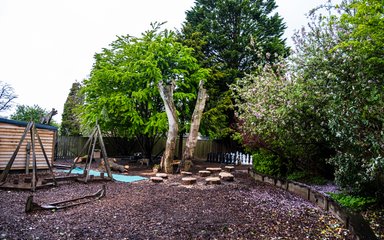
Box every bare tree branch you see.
[0,81,17,112]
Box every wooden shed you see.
[0,118,57,171]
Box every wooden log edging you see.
[248,168,378,240]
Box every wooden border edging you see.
[248,168,378,240]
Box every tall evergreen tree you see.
[60,81,83,136]
[180,0,289,138]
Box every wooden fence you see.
[55,136,240,161]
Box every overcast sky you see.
[0,0,339,122]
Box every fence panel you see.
[207,151,253,165]
[56,136,242,161]
[55,136,88,160]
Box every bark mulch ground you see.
[0,160,356,240]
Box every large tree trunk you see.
[158,81,179,174]
[178,81,207,172]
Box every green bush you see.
[252,149,282,177]
[329,193,377,212]
[287,171,328,185]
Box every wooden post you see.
[25,142,31,174]
[67,127,97,175]
[67,124,112,181]
[97,124,112,178]
[84,130,98,183]
[31,123,38,191]
[35,124,57,186]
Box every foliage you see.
[231,58,330,175]
[317,0,383,195]
[252,149,282,176]
[80,23,209,157]
[232,0,384,197]
[60,81,83,136]
[287,171,328,185]
[329,192,377,211]
[10,104,58,126]
[180,0,289,138]
[0,81,17,113]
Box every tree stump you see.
[224,166,235,172]
[205,177,221,185]
[181,171,193,176]
[182,177,197,185]
[219,172,234,181]
[206,167,222,174]
[155,173,168,179]
[198,170,211,177]
[150,177,164,183]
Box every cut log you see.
[182,177,197,185]
[206,167,222,174]
[155,173,168,179]
[224,166,235,172]
[181,171,193,176]
[150,177,164,183]
[198,170,211,177]
[205,177,221,185]
[74,155,88,163]
[98,158,127,173]
[219,172,234,181]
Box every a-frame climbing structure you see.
[67,124,113,183]
[0,121,57,191]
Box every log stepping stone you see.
[224,166,235,172]
[206,167,222,174]
[205,177,221,185]
[198,170,211,177]
[150,177,164,183]
[155,173,168,179]
[219,172,234,181]
[182,177,197,185]
[181,171,193,176]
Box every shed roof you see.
[0,118,58,131]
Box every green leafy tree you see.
[10,104,58,127]
[180,0,289,138]
[60,81,83,136]
[80,23,209,162]
[0,81,17,113]
[324,0,384,196]
[233,0,384,197]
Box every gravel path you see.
[0,162,355,240]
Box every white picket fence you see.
[207,151,253,165]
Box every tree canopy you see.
[80,23,209,158]
[60,81,83,136]
[180,0,289,138]
[10,104,58,127]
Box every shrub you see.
[329,192,377,212]
[252,149,282,177]
[287,171,328,185]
